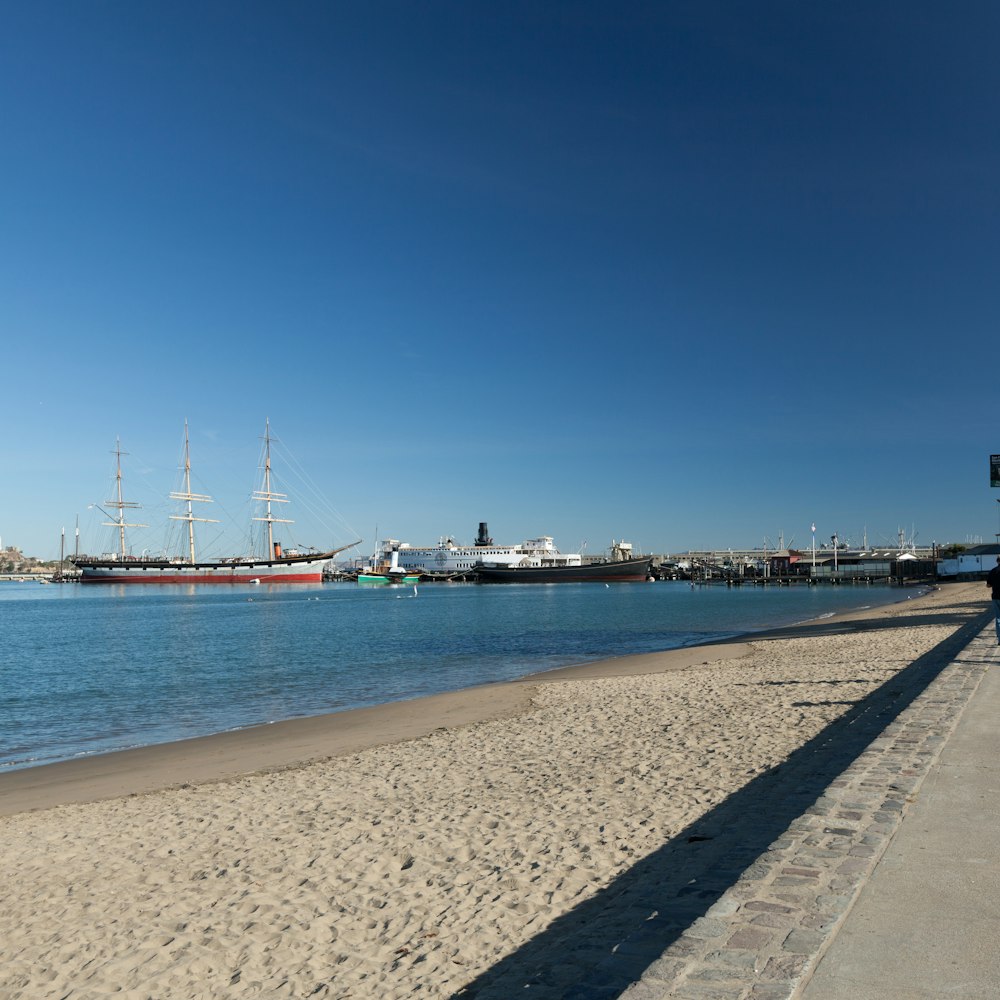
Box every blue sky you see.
[2,2,998,560]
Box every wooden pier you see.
[695,574,897,587]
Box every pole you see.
[115,440,126,557]
[169,420,218,562]
[264,421,273,558]
[185,425,195,563]
[811,523,816,574]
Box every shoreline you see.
[0,582,940,817]
[2,579,916,775]
[1,581,986,999]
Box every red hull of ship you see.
[78,571,323,584]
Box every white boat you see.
[72,421,360,584]
[386,522,583,576]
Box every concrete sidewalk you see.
[621,620,1000,1000]
[799,630,1000,999]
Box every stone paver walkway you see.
[619,618,997,1000]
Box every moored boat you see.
[383,522,584,576]
[473,555,652,583]
[374,524,651,583]
[357,569,421,585]
[357,541,421,585]
[72,421,360,584]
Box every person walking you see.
[987,555,1000,644]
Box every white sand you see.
[0,583,985,999]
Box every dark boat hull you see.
[71,545,356,584]
[474,557,652,583]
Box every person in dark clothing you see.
[987,556,1000,644]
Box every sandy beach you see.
[0,582,987,999]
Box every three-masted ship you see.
[72,421,359,584]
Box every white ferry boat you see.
[385,523,583,575]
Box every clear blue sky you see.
[3,2,998,560]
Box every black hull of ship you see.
[474,557,652,584]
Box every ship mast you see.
[251,418,292,559]
[169,420,218,563]
[103,439,147,558]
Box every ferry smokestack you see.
[476,522,492,546]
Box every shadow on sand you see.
[452,601,990,999]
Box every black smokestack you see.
[476,522,492,546]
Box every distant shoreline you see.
[0,581,949,817]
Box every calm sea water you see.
[0,580,918,771]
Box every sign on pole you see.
[992,455,1000,487]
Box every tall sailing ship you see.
[72,421,359,584]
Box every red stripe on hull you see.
[79,572,323,584]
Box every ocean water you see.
[0,580,918,771]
